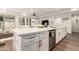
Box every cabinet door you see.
[40,31,49,51]
[19,18,25,26]
[61,27,66,38]
[56,29,61,44]
[22,41,39,51]
[56,27,66,44]
[40,38,49,51]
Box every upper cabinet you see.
[18,17,31,27]
[19,17,25,26]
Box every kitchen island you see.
[13,27,55,51]
[13,25,67,51]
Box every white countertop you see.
[13,25,66,35]
[13,27,55,35]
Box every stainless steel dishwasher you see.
[49,29,56,50]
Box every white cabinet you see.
[21,33,39,51]
[22,41,39,51]
[14,31,49,51]
[56,29,61,44]
[31,19,41,26]
[56,27,67,44]
[39,31,49,51]
[18,17,29,28]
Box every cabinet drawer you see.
[22,37,39,47]
[40,31,49,38]
[22,41,39,51]
[22,34,39,40]
[40,31,49,35]
[40,34,49,38]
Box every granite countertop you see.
[13,27,56,35]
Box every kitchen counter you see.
[13,25,67,51]
[13,25,66,35]
[51,25,66,29]
[13,27,56,35]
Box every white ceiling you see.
[4,8,71,15]
[0,8,78,17]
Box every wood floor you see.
[53,32,79,51]
[0,39,13,51]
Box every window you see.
[19,18,25,26]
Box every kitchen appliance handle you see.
[39,40,42,47]
[28,36,36,39]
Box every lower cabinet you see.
[56,27,67,44]
[21,33,40,51]
[56,29,61,44]
[22,41,39,51]
[14,31,49,51]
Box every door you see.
[72,16,79,32]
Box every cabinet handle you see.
[22,36,36,39]
[39,40,42,47]
[59,32,60,36]
[28,36,36,39]
[40,40,42,47]
[39,40,40,47]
